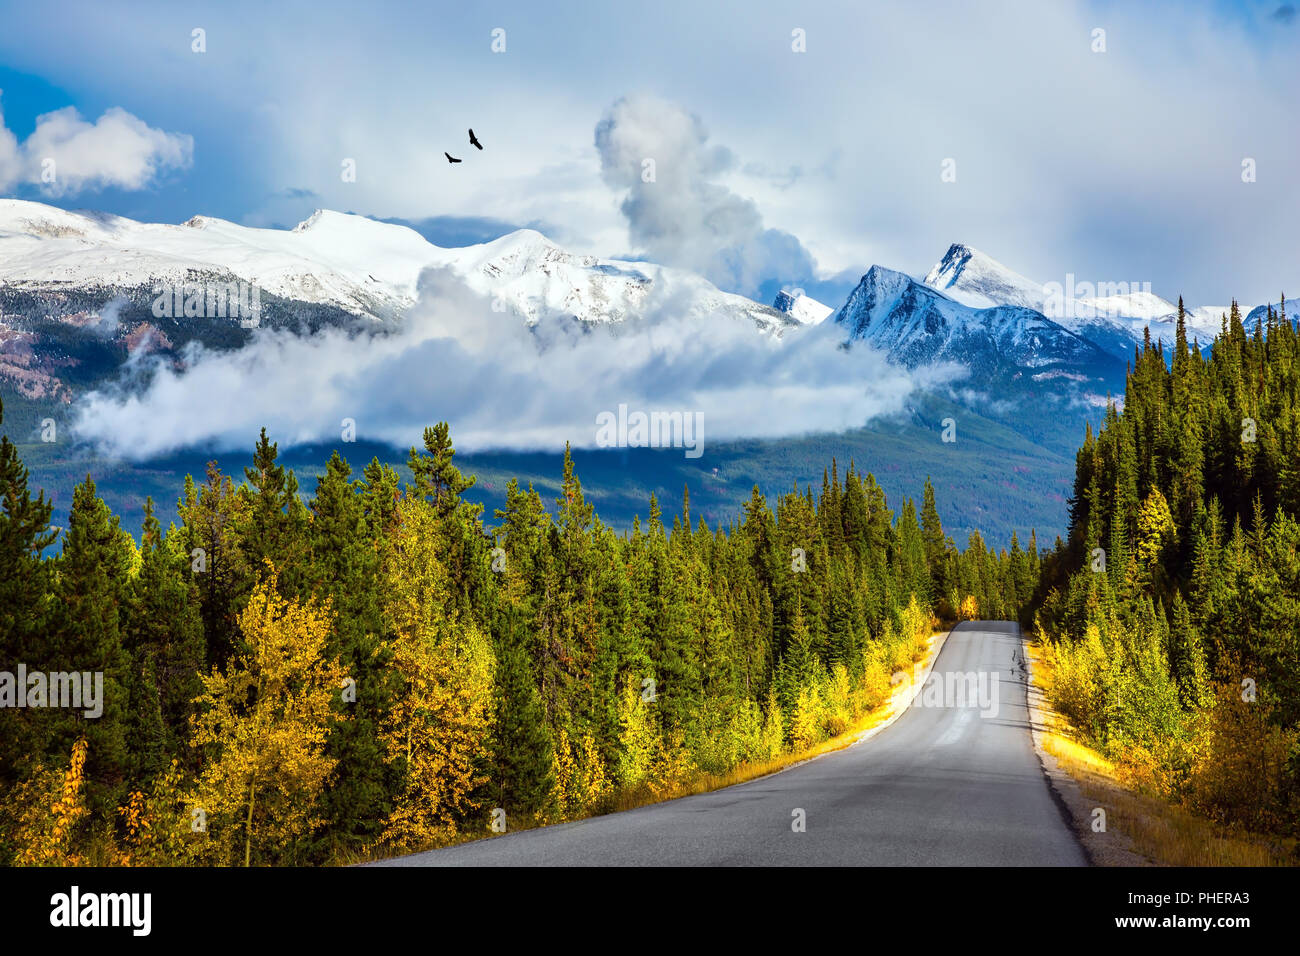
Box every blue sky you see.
[0,0,1296,307]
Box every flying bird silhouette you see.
[469,128,483,150]
[445,151,462,164]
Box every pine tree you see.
[241,428,308,592]
[408,421,476,517]
[305,452,393,851]
[920,477,948,597]
[0,397,58,786]
[124,498,205,765]
[488,610,557,823]
[50,477,134,816]
[180,462,253,670]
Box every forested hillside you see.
[0,403,1029,865]
[1034,299,1300,835]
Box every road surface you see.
[376,621,1087,866]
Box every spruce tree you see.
[489,610,557,822]
[124,498,205,763]
[307,452,393,850]
[0,398,58,787]
[51,477,134,815]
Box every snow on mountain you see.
[835,264,1121,382]
[772,289,833,325]
[0,202,426,319]
[0,199,794,333]
[425,228,793,331]
[919,241,1283,357]
[1245,300,1300,329]
[1079,290,1177,321]
[922,243,1046,312]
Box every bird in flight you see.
[445,151,462,164]
[469,128,483,150]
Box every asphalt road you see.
[377,621,1088,866]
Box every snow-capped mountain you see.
[431,228,793,331]
[0,199,804,405]
[772,289,833,325]
[1245,300,1300,329]
[4,198,1288,423]
[923,243,1045,313]
[0,200,794,333]
[920,242,1245,358]
[0,202,423,320]
[835,264,1123,390]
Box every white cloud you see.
[595,94,816,297]
[0,99,192,196]
[72,268,958,460]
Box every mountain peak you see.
[772,289,832,325]
[932,242,976,270]
[292,209,328,232]
[923,242,1044,312]
[924,243,990,284]
[835,260,1121,384]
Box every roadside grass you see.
[1027,640,1294,867]
[347,630,947,865]
[604,633,942,815]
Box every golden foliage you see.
[551,726,577,818]
[759,689,785,760]
[113,760,205,867]
[823,664,853,737]
[11,737,89,866]
[790,683,823,752]
[374,498,494,851]
[615,674,658,787]
[577,733,610,809]
[1135,486,1177,578]
[189,570,343,866]
[1183,682,1299,833]
[650,729,696,796]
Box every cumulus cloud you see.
[72,268,958,461]
[0,98,191,196]
[595,94,816,299]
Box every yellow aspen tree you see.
[858,642,891,711]
[113,759,199,866]
[189,571,343,866]
[551,726,577,818]
[1136,486,1177,582]
[651,729,695,795]
[616,674,658,787]
[577,733,609,809]
[790,684,823,751]
[825,664,853,735]
[760,689,785,759]
[376,498,494,850]
[11,736,89,866]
